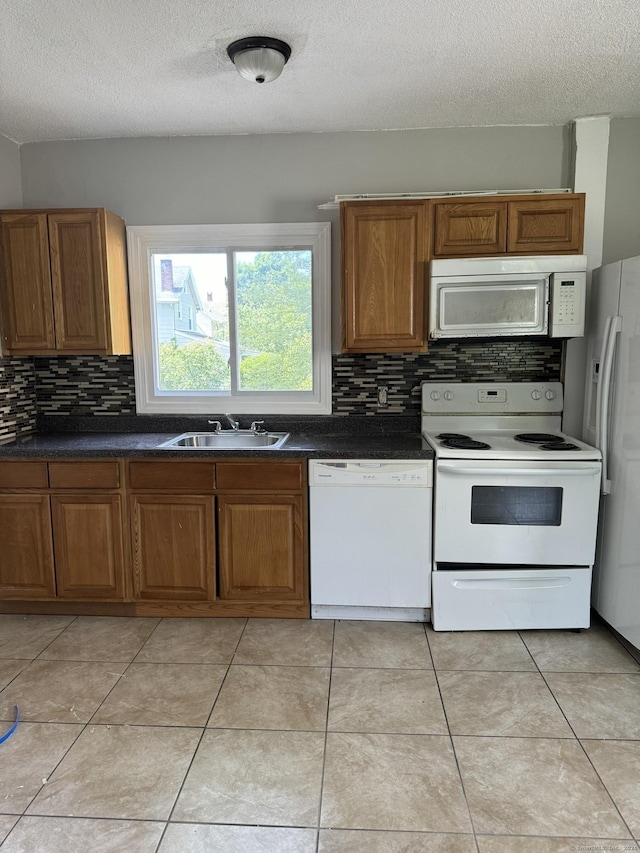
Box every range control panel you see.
[422,382,564,415]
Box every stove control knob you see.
[545,389,556,400]
[531,390,541,400]
[430,391,441,401]
[443,390,454,401]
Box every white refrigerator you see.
[583,255,640,651]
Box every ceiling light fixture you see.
[227,36,291,84]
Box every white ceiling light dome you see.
[227,37,291,84]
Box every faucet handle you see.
[207,420,222,432]
[250,420,265,433]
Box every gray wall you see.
[20,127,570,225]
[20,126,570,350]
[603,117,640,264]
[0,134,22,207]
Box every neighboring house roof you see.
[166,266,202,311]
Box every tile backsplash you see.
[332,339,562,414]
[23,339,563,420]
[34,355,136,415]
[0,356,38,442]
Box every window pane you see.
[151,253,231,391]
[235,250,313,391]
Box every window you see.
[127,223,331,414]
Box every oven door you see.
[434,459,601,566]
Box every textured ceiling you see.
[2,0,640,144]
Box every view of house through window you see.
[151,250,313,394]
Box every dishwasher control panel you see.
[309,460,432,486]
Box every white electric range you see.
[421,382,602,631]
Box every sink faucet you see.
[224,413,239,431]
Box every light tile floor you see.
[0,614,638,852]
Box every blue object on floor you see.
[0,706,19,744]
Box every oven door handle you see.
[437,464,601,477]
[452,577,573,590]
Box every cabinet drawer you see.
[128,461,215,492]
[49,461,120,489]
[0,461,48,489]
[216,461,303,491]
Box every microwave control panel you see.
[549,272,586,337]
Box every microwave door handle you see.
[598,315,622,495]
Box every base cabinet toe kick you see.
[0,458,309,618]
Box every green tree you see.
[158,340,230,390]
[235,251,312,391]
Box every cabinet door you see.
[51,494,125,600]
[0,495,55,598]
[217,495,305,601]
[433,202,507,256]
[48,211,109,351]
[341,202,428,352]
[0,214,56,353]
[507,198,584,253]
[131,495,216,600]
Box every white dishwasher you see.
[309,459,432,621]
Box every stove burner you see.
[514,433,560,444]
[441,437,492,450]
[540,441,580,451]
[436,433,470,440]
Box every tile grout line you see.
[424,625,481,853]
[1,614,87,829]
[314,618,336,853]
[153,616,249,850]
[521,628,638,842]
[9,616,175,834]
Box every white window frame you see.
[127,223,332,415]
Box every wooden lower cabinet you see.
[51,494,125,600]
[0,494,56,598]
[0,457,309,618]
[217,494,304,601]
[131,495,216,601]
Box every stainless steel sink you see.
[158,430,289,450]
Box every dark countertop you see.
[0,431,433,460]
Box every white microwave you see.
[428,255,587,340]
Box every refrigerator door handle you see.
[597,315,622,495]
[595,315,612,453]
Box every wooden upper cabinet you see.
[341,201,429,352]
[0,208,131,356]
[0,214,56,352]
[49,212,108,351]
[507,197,585,253]
[431,194,585,258]
[433,201,507,257]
